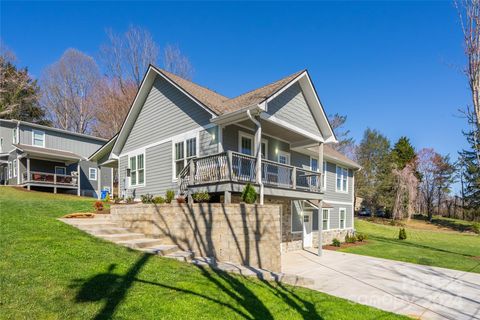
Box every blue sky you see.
[1,1,471,167]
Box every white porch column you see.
[26,156,30,190]
[318,142,324,256]
[254,119,263,205]
[217,125,224,153]
[97,166,102,200]
[77,163,81,196]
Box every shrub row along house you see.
[90,65,361,253]
[0,119,113,197]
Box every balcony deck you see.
[22,171,78,189]
[179,151,323,199]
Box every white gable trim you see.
[260,113,324,142]
[111,65,216,157]
[263,71,337,143]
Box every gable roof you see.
[324,144,361,169]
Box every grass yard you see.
[0,187,407,320]
[341,218,480,273]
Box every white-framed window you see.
[32,129,45,147]
[339,208,346,229]
[8,161,12,179]
[291,201,303,233]
[238,131,268,159]
[12,128,18,144]
[336,165,348,192]
[322,208,330,230]
[88,168,97,181]
[174,136,197,179]
[129,153,145,186]
[55,166,66,175]
[13,159,17,177]
[310,158,327,189]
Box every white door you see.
[303,211,313,247]
[277,151,291,187]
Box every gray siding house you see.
[91,66,361,250]
[0,119,113,198]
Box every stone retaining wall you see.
[110,203,282,272]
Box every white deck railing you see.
[22,171,78,186]
[178,151,322,194]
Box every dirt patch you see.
[323,241,369,251]
[63,212,94,218]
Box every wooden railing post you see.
[292,167,296,189]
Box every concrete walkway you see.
[282,250,480,320]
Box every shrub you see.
[141,194,154,204]
[473,222,480,235]
[345,232,356,244]
[241,183,257,204]
[356,233,367,242]
[398,228,407,240]
[126,197,134,204]
[93,201,103,211]
[176,196,186,204]
[153,196,165,204]
[192,192,210,203]
[165,190,175,204]
[104,193,111,203]
[332,238,341,247]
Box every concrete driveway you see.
[282,250,480,320]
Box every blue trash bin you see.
[101,190,108,200]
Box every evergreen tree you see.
[391,136,416,169]
[458,127,480,215]
[355,128,395,212]
[0,55,49,124]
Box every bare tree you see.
[100,25,159,90]
[392,161,419,220]
[163,44,194,80]
[92,78,137,138]
[41,49,101,134]
[455,0,480,160]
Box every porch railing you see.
[22,171,78,186]
[179,151,322,194]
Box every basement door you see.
[303,210,313,248]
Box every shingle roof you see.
[155,66,305,115]
[324,144,361,169]
[14,144,84,160]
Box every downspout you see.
[246,109,264,205]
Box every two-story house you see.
[0,119,113,198]
[90,65,361,250]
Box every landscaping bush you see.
[332,238,341,247]
[473,222,480,235]
[398,228,407,240]
[103,193,111,203]
[141,194,154,204]
[192,192,210,203]
[241,183,257,204]
[126,197,134,204]
[165,190,175,204]
[345,232,357,244]
[153,196,165,204]
[356,233,367,242]
[93,201,103,211]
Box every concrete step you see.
[140,244,180,256]
[164,250,194,262]
[74,222,120,230]
[86,227,132,235]
[97,233,146,241]
[117,238,165,249]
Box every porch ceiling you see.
[236,119,317,146]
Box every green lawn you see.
[341,218,480,273]
[0,187,406,320]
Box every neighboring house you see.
[90,65,361,250]
[0,119,113,198]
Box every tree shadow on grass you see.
[70,253,324,320]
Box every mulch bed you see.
[323,240,369,251]
[63,212,95,219]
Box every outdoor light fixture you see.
[126,168,131,177]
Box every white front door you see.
[303,211,313,247]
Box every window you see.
[322,209,330,230]
[129,153,145,186]
[12,128,18,144]
[291,201,303,233]
[12,159,17,177]
[174,137,197,178]
[32,130,45,147]
[238,132,268,158]
[55,166,66,175]
[89,168,97,181]
[336,165,348,192]
[339,208,346,229]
